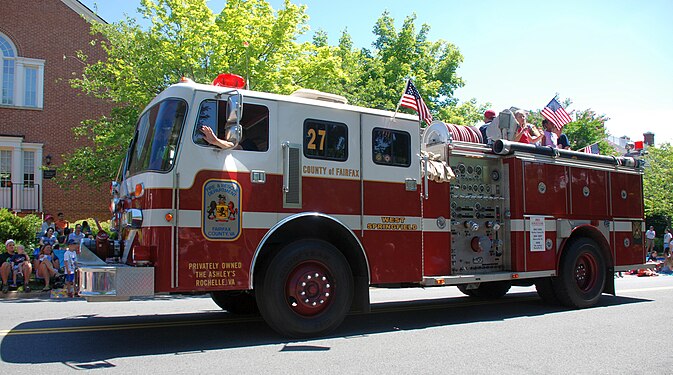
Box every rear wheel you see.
[255,239,353,338]
[457,284,477,297]
[458,281,511,299]
[552,238,606,308]
[211,291,258,315]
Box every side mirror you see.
[226,93,243,125]
[225,93,243,147]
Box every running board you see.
[422,270,556,286]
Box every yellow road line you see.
[2,286,669,337]
[0,316,260,337]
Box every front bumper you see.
[79,265,155,302]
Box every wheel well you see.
[559,225,615,294]
[251,214,370,312]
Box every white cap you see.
[5,239,15,246]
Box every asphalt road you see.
[1,275,672,374]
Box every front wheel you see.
[211,291,258,315]
[255,240,353,338]
[552,238,606,308]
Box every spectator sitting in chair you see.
[660,249,673,275]
[36,244,60,291]
[81,221,93,239]
[40,214,56,235]
[39,227,59,249]
[1,240,33,293]
[67,224,85,247]
[55,212,70,243]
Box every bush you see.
[0,209,41,252]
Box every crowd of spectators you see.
[1,212,91,294]
[636,227,673,276]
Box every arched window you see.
[0,34,15,105]
[0,32,44,108]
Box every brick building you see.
[0,0,111,220]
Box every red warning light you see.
[212,73,245,89]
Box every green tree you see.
[357,12,465,117]
[643,144,673,218]
[563,109,616,155]
[61,0,311,186]
[62,2,482,187]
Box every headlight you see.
[110,197,120,213]
[123,209,143,229]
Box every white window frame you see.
[0,32,45,109]
[0,136,43,211]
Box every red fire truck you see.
[79,74,646,338]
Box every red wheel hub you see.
[574,252,598,292]
[286,261,333,316]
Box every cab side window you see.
[303,119,348,161]
[372,128,411,167]
[193,100,269,152]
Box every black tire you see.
[552,238,606,308]
[535,278,561,305]
[211,291,258,315]
[255,239,353,338]
[457,284,477,297]
[458,281,511,299]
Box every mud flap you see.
[350,275,371,313]
[605,266,615,295]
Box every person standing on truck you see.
[479,109,496,144]
[645,226,656,254]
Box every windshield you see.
[126,98,187,176]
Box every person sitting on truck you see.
[541,119,558,148]
[513,110,543,145]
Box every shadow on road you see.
[0,291,650,367]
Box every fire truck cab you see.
[79,75,646,338]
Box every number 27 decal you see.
[307,128,326,151]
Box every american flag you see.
[579,143,600,154]
[399,79,433,125]
[541,97,572,132]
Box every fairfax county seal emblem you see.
[203,179,241,241]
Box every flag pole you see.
[392,78,410,121]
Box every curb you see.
[0,291,51,300]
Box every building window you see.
[0,150,11,187]
[0,35,14,105]
[303,119,348,161]
[372,128,411,167]
[0,33,44,108]
[24,67,37,107]
[23,151,35,187]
